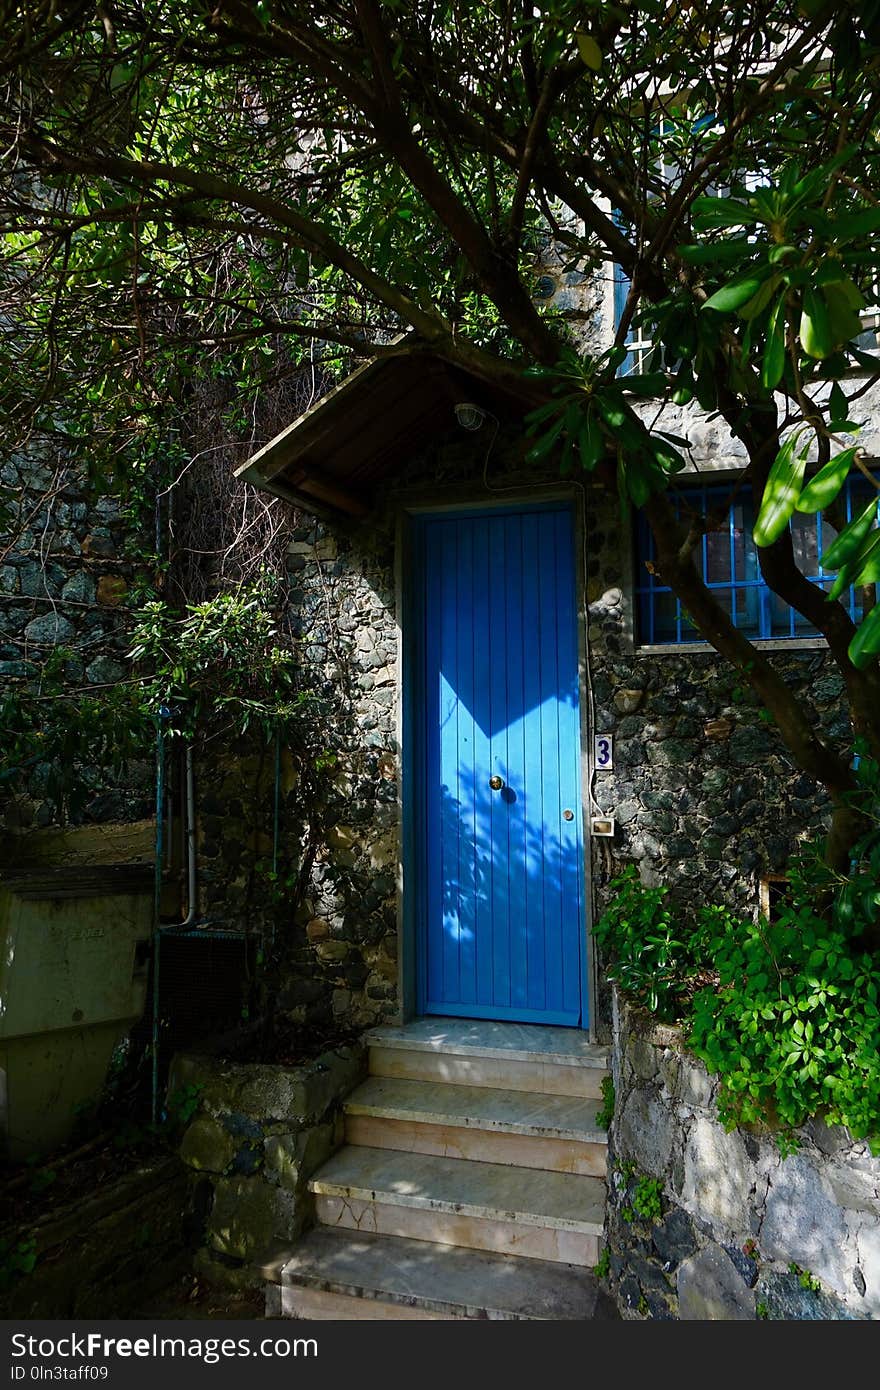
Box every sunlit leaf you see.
[576,33,602,70]
[796,447,858,512]
[823,496,879,570]
[753,433,809,546]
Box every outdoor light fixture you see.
[454,402,487,430]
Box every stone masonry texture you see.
[604,989,879,1320]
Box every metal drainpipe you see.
[179,741,197,928]
[151,705,171,1125]
[151,727,199,1125]
[271,725,281,949]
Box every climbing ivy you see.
[597,760,880,1154]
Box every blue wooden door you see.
[413,505,586,1027]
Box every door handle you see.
[489,775,505,791]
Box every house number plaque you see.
[594,734,613,771]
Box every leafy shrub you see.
[596,755,880,1152]
[688,871,880,1153]
[593,865,700,1020]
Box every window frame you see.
[632,472,880,653]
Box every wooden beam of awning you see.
[238,463,369,519]
[294,465,369,517]
[237,345,530,521]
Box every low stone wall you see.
[3,1155,190,1317]
[170,1041,366,1277]
[605,989,880,1320]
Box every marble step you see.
[309,1145,604,1267]
[366,1018,609,1099]
[344,1076,607,1175]
[268,1226,617,1320]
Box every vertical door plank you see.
[520,515,545,1012]
[489,516,512,1009]
[536,509,561,1013]
[437,520,461,1006]
[554,510,585,1017]
[423,521,444,1011]
[472,517,494,1008]
[454,518,477,1005]
[505,514,529,1012]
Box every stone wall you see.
[604,989,880,1320]
[584,482,840,915]
[170,1040,366,1278]
[3,1154,190,1317]
[0,450,151,831]
[266,517,400,1032]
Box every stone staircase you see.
[265,1019,614,1320]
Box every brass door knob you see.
[489,775,504,791]
[563,809,575,821]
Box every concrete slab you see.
[309,1145,604,1232]
[369,1046,606,1098]
[344,1113,607,1176]
[344,1076,606,1141]
[277,1227,617,1320]
[365,1018,609,1068]
[313,1193,601,1266]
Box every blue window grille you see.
[635,477,879,645]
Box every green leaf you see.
[703,267,771,314]
[849,345,880,374]
[576,33,602,70]
[595,395,629,430]
[829,381,848,423]
[753,433,809,547]
[814,259,849,287]
[677,239,754,266]
[649,438,687,474]
[525,413,565,463]
[800,287,833,359]
[578,411,604,471]
[828,206,880,243]
[823,496,878,570]
[691,197,760,231]
[827,559,857,603]
[848,603,880,669]
[852,531,880,587]
[796,447,858,513]
[622,455,657,507]
[824,283,864,345]
[740,274,781,322]
[761,297,786,390]
[618,371,668,398]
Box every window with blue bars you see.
[635,477,879,645]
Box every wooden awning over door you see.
[235,347,530,521]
